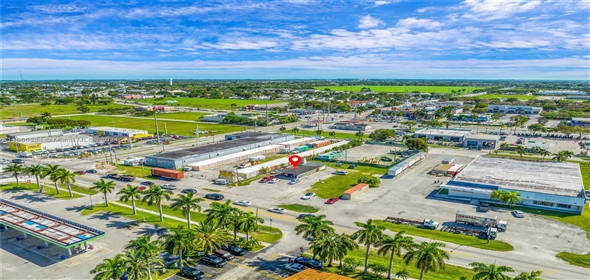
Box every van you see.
[238,162,251,169]
[214,179,229,185]
[214,249,235,261]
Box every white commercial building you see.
[413,128,473,142]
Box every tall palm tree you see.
[316,129,324,135]
[294,214,335,239]
[24,164,46,192]
[237,211,264,241]
[56,169,78,198]
[515,146,526,158]
[540,150,551,159]
[334,233,358,267]
[170,192,204,229]
[90,253,126,280]
[403,241,449,280]
[351,218,385,274]
[125,235,161,259]
[499,143,510,150]
[377,231,416,279]
[204,200,237,228]
[310,233,340,266]
[161,226,196,270]
[469,261,515,280]
[43,164,63,194]
[117,184,141,215]
[91,179,116,206]
[122,249,151,280]
[5,164,24,186]
[513,270,543,280]
[355,131,365,142]
[502,191,522,207]
[142,186,173,222]
[193,221,230,255]
[552,150,574,162]
[490,190,505,202]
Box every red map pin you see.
[289,155,302,169]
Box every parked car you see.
[268,207,286,214]
[285,263,307,273]
[334,171,348,175]
[205,193,225,200]
[326,197,339,204]
[268,178,281,184]
[348,164,357,169]
[180,266,205,280]
[0,159,10,164]
[214,249,235,261]
[295,256,324,269]
[222,244,247,256]
[288,179,301,185]
[161,184,177,190]
[297,214,316,220]
[138,186,148,191]
[11,159,25,164]
[181,188,198,194]
[86,169,98,174]
[233,200,251,206]
[512,210,525,218]
[140,181,155,186]
[74,171,87,175]
[301,192,315,200]
[200,254,227,267]
[259,176,275,183]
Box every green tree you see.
[310,233,340,266]
[395,267,411,280]
[335,233,358,267]
[403,241,450,280]
[41,111,52,120]
[294,214,335,240]
[161,226,196,270]
[516,145,526,158]
[193,221,230,254]
[117,184,141,215]
[355,131,365,142]
[369,263,388,277]
[142,186,173,222]
[56,169,78,197]
[90,254,126,280]
[405,138,428,151]
[5,164,24,185]
[377,231,416,279]
[236,211,263,241]
[43,164,63,194]
[279,126,286,132]
[500,142,510,150]
[329,131,336,138]
[291,127,300,136]
[342,257,362,273]
[490,190,506,202]
[540,150,551,159]
[469,261,515,280]
[552,150,574,162]
[357,175,380,188]
[316,129,324,135]
[205,200,237,229]
[170,192,204,229]
[78,105,90,113]
[91,179,116,206]
[24,164,46,192]
[121,249,151,280]
[503,191,522,207]
[513,270,543,280]
[352,219,385,274]
[125,235,161,260]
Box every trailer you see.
[455,211,507,231]
[151,168,184,180]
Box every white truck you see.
[455,211,508,231]
[422,219,440,229]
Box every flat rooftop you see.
[415,128,472,137]
[454,156,584,197]
[7,129,63,137]
[280,163,324,175]
[0,199,105,248]
[465,134,500,141]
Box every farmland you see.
[0,103,133,120]
[477,94,537,100]
[143,97,284,109]
[313,85,481,93]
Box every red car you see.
[138,186,148,191]
[326,197,339,204]
[259,176,275,183]
[74,171,87,175]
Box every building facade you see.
[487,105,542,115]
[86,127,150,138]
[413,128,472,142]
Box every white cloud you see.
[461,0,542,21]
[396,18,443,29]
[358,15,384,29]
[374,1,390,6]
[202,40,279,50]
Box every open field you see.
[477,94,537,100]
[149,112,208,121]
[313,85,481,93]
[0,103,133,119]
[307,172,366,198]
[54,115,245,136]
[144,97,283,109]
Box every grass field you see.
[307,172,366,199]
[54,115,245,136]
[313,85,481,94]
[143,98,283,109]
[556,252,590,269]
[0,103,133,119]
[277,204,319,213]
[477,94,537,100]
[149,112,208,121]
[315,160,390,174]
[374,221,514,251]
[249,225,283,244]
[0,182,83,200]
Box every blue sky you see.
[1,0,589,80]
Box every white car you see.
[268,178,281,184]
[301,192,315,200]
[268,207,286,214]
[161,184,177,190]
[0,159,9,164]
[512,210,525,218]
[285,263,307,273]
[234,200,251,206]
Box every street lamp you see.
[141,161,145,177]
[141,205,146,222]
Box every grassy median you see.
[277,204,319,213]
[0,182,83,200]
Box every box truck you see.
[455,211,507,231]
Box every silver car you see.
[511,210,525,218]
[268,207,286,214]
[234,200,251,206]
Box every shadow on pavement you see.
[9,193,55,203]
[65,204,89,213]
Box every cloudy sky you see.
[1,0,589,80]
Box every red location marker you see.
[289,155,302,169]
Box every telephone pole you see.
[195,123,199,147]
[154,111,160,145]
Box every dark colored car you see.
[205,193,224,200]
[11,159,25,164]
[222,244,247,256]
[294,256,324,269]
[86,169,98,174]
[201,254,227,267]
[214,249,235,261]
[140,181,155,186]
[181,188,198,194]
[348,164,357,169]
[75,171,87,175]
[297,214,316,220]
[180,266,205,280]
[326,197,339,204]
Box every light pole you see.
[141,161,145,177]
[89,195,94,206]
[270,218,273,229]
[141,205,146,222]
[154,111,161,145]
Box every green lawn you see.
[154,269,180,280]
[277,204,319,213]
[117,200,208,224]
[0,103,133,119]
[80,203,188,229]
[149,112,208,121]
[115,165,154,179]
[68,184,99,195]
[307,172,367,199]
[201,188,222,193]
[0,182,83,200]
[53,115,245,136]
[477,94,537,100]
[143,98,283,109]
[556,252,590,269]
[249,225,283,244]
[326,247,475,280]
[315,160,390,174]
[285,129,357,140]
[578,164,590,190]
[313,85,481,94]
[374,221,514,251]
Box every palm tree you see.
[193,221,230,255]
[499,143,510,150]
[291,127,300,136]
[294,214,335,239]
[41,111,52,119]
[24,164,46,192]
[57,169,78,197]
[170,192,204,229]
[279,126,286,132]
[552,150,574,162]
[490,190,505,202]
[236,211,263,241]
[515,145,526,158]
[310,233,340,266]
[395,267,411,280]
[469,261,515,280]
[205,200,237,228]
[90,253,126,280]
[403,241,449,280]
[355,131,365,142]
[142,186,173,222]
[117,184,141,215]
[329,131,336,138]
[540,150,551,159]
[334,233,358,267]
[377,231,416,279]
[316,129,324,136]
[91,179,116,206]
[502,191,522,207]
[514,270,543,280]
[161,226,196,270]
[43,164,63,194]
[351,218,385,274]
[368,132,377,140]
[122,249,150,280]
[125,235,161,259]
[5,164,24,186]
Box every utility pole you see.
[164,123,168,135]
[154,111,160,145]
[195,123,199,147]
[265,101,269,126]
